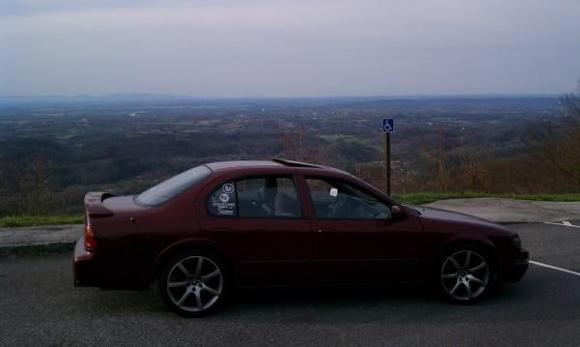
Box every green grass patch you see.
[394,192,580,205]
[0,214,83,228]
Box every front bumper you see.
[501,249,529,282]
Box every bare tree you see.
[561,79,580,120]
[278,125,331,164]
[459,151,490,192]
[540,80,580,191]
[17,156,55,215]
[419,128,452,192]
[540,129,580,189]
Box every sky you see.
[0,0,579,97]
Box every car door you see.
[198,174,314,286]
[305,177,423,284]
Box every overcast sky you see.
[1,0,579,97]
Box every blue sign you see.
[382,118,395,132]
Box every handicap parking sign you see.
[382,118,395,132]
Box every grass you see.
[0,214,83,228]
[395,192,580,205]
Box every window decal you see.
[209,182,237,216]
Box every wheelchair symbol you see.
[382,119,395,132]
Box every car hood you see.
[406,205,515,235]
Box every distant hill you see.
[0,94,562,113]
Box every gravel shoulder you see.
[424,198,580,223]
[0,224,82,248]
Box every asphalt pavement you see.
[1,222,579,346]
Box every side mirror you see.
[390,205,405,219]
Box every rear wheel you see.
[438,247,494,304]
[159,250,229,317]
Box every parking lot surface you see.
[1,222,579,346]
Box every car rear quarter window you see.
[135,165,212,206]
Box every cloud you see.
[0,0,579,96]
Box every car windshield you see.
[135,165,212,206]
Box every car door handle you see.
[209,228,233,235]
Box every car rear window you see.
[135,165,212,206]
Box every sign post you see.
[382,118,395,196]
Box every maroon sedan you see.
[73,159,528,316]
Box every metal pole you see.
[384,132,391,196]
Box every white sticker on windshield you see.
[329,188,338,197]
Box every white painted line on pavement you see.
[544,221,580,229]
[530,261,580,277]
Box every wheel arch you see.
[151,238,235,283]
[443,234,502,271]
[423,234,502,279]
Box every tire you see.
[437,246,496,304]
[159,249,230,317]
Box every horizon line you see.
[0,92,567,100]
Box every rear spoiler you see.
[84,192,115,218]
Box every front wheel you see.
[438,248,494,304]
[159,250,229,317]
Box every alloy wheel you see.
[166,256,224,312]
[440,250,490,301]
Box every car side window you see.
[306,178,391,220]
[207,176,301,218]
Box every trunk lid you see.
[84,192,145,217]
